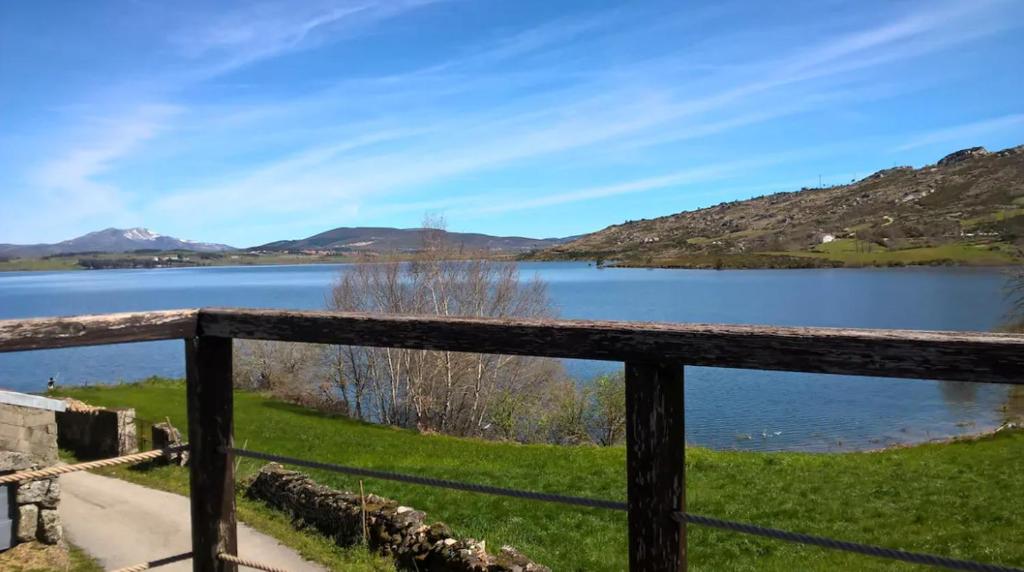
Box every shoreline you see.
[31,377,1019,454]
[2,256,1021,274]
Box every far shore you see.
[3,250,1022,273]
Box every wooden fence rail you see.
[1,308,1022,571]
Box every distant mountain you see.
[0,228,235,258]
[538,144,1024,267]
[252,227,576,253]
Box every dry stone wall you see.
[247,463,549,572]
[1,451,62,547]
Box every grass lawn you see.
[0,258,81,272]
[55,378,1024,572]
[779,239,1020,266]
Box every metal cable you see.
[218,552,291,572]
[230,447,628,511]
[0,445,188,485]
[109,551,192,572]
[674,512,1024,572]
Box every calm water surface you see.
[0,263,1016,451]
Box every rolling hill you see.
[252,226,574,254]
[538,145,1024,268]
[0,228,234,258]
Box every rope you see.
[675,512,1024,572]
[109,551,192,572]
[230,448,627,511]
[218,553,291,572]
[0,445,188,484]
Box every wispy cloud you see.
[173,0,446,78]
[893,114,1024,152]
[154,0,1006,226]
[3,0,1021,244]
[20,105,181,232]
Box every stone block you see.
[151,422,188,466]
[16,479,47,504]
[0,450,36,472]
[20,409,56,428]
[38,509,62,544]
[17,478,59,508]
[16,504,38,542]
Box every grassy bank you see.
[56,378,1024,571]
[537,238,1023,269]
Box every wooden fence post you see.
[185,336,238,572]
[625,361,686,571]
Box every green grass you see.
[67,545,105,572]
[782,240,1020,266]
[0,258,81,272]
[55,378,1024,572]
[811,238,887,255]
[960,208,1024,229]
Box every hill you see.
[538,145,1024,268]
[252,226,574,254]
[0,228,234,258]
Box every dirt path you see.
[59,470,327,571]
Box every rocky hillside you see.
[539,145,1024,268]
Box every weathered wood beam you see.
[199,308,1024,384]
[625,361,686,571]
[185,336,237,572]
[0,310,198,353]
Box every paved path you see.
[60,471,327,571]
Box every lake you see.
[0,262,1017,451]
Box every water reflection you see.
[1000,385,1024,425]
[938,381,979,408]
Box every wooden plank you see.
[199,308,1024,384]
[625,361,686,571]
[185,336,237,572]
[0,310,197,353]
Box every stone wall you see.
[1,451,62,548]
[56,406,137,460]
[247,464,548,571]
[0,404,58,464]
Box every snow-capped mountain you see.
[0,228,235,258]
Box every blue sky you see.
[2,0,1023,247]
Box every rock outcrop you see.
[936,146,990,167]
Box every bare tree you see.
[325,217,566,438]
[234,339,332,407]
[587,372,627,445]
